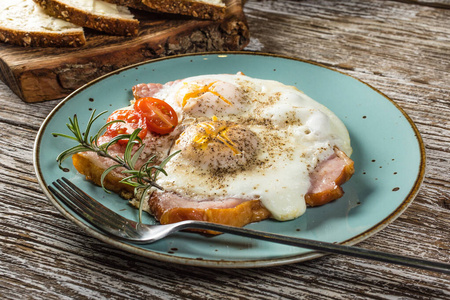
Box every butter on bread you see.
[0,0,85,47]
[32,0,139,36]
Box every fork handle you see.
[179,221,450,274]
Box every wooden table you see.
[1,0,449,298]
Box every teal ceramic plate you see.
[34,52,425,268]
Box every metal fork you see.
[49,177,450,274]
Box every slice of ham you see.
[305,148,355,207]
[149,193,271,228]
[132,83,164,99]
[132,81,179,100]
[148,147,355,227]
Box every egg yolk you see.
[174,117,259,170]
[193,116,241,155]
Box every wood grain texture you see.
[0,0,248,103]
[0,0,449,299]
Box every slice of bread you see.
[32,0,140,36]
[104,0,226,21]
[0,0,85,47]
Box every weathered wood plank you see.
[0,0,449,299]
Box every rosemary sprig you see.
[53,109,179,223]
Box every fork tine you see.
[58,178,110,215]
[58,178,128,226]
[48,184,93,222]
[49,177,135,234]
[59,177,134,228]
[49,181,118,233]
[51,179,107,223]
[54,179,102,219]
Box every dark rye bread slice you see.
[32,0,139,36]
[0,0,85,47]
[103,0,226,21]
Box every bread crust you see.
[141,0,226,20]
[33,0,139,36]
[0,26,85,47]
[103,0,226,20]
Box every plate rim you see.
[33,51,426,268]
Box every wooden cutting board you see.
[0,0,249,102]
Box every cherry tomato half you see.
[135,97,178,135]
[105,108,147,144]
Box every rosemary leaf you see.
[119,175,141,187]
[153,150,181,179]
[101,134,136,152]
[69,115,83,142]
[84,110,105,144]
[56,145,92,168]
[53,133,79,141]
[123,129,142,168]
[92,120,124,147]
[129,144,145,170]
[100,164,123,193]
[139,185,154,223]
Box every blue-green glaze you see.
[34,52,426,268]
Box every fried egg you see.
[151,72,352,221]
